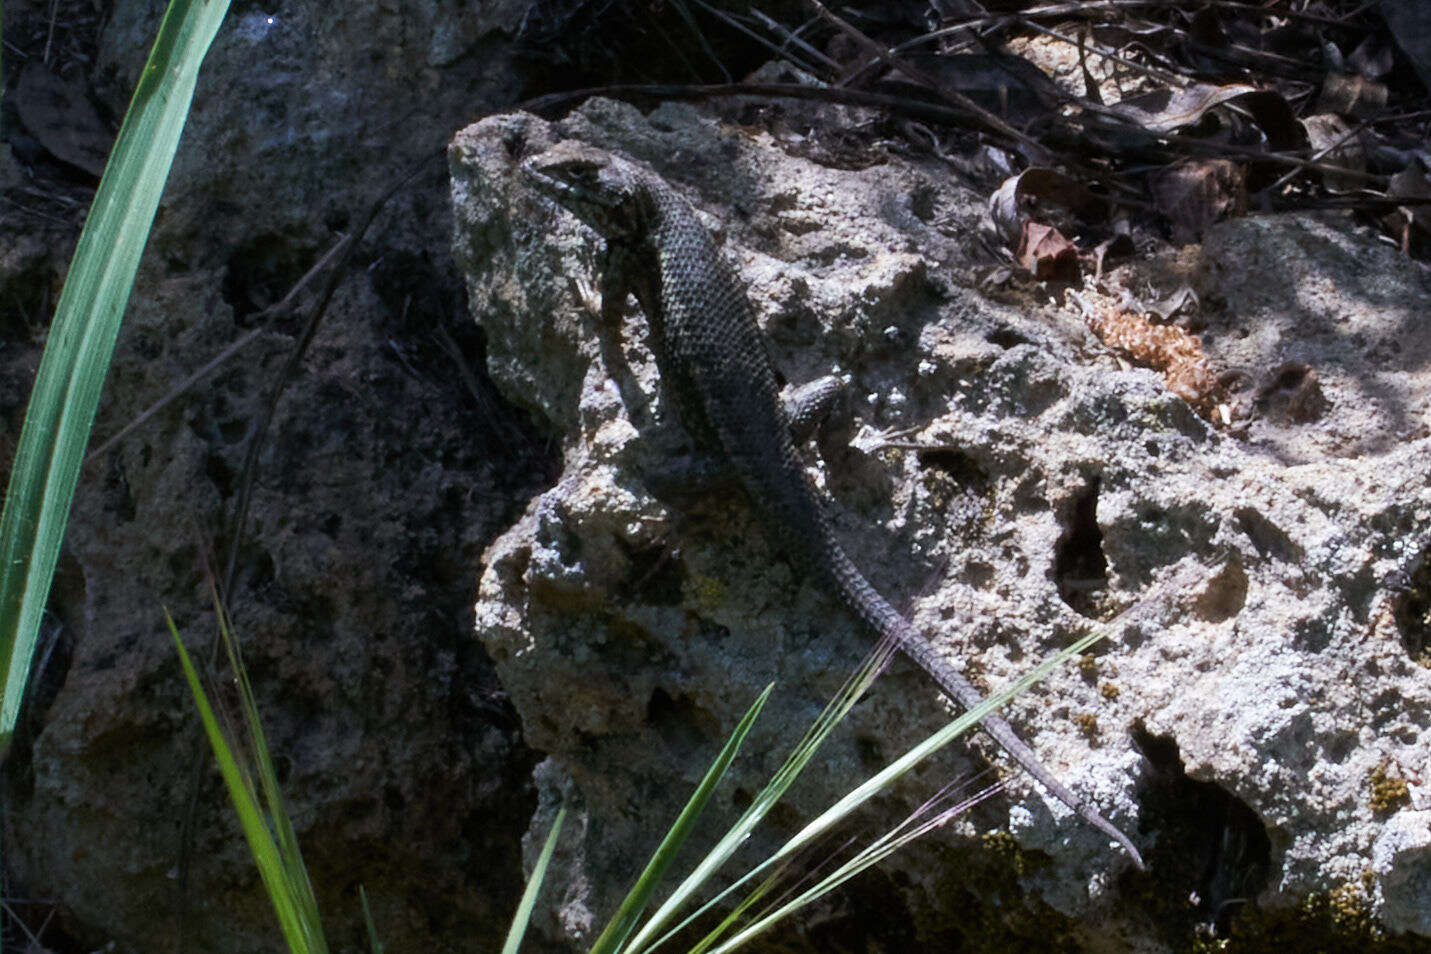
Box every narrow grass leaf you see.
[359,886,385,954]
[705,783,1004,954]
[587,683,772,954]
[0,0,234,756]
[501,805,567,954]
[621,636,899,954]
[639,625,1111,954]
[209,590,328,954]
[623,647,890,954]
[168,612,317,953]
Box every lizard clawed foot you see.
[784,374,850,446]
[572,274,605,319]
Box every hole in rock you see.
[618,540,686,607]
[1054,477,1109,619]
[1394,552,1431,665]
[918,448,991,528]
[222,232,317,322]
[909,184,937,222]
[648,688,715,760]
[1193,559,1247,623]
[1133,723,1273,940]
[986,327,1032,349]
[1257,361,1325,424]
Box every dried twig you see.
[521,79,1387,194]
[521,81,987,128]
[911,0,1372,46]
[688,0,835,77]
[83,234,354,466]
[1253,117,1370,201]
[220,151,438,598]
[670,0,730,83]
[748,7,840,73]
[1016,17,1186,88]
[803,0,1054,162]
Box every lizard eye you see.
[567,164,606,186]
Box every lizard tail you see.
[824,547,1147,870]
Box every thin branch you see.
[520,81,988,128]
[671,0,732,84]
[84,234,354,466]
[684,0,828,77]
[747,7,841,73]
[909,0,1373,45]
[520,79,1390,191]
[803,0,1054,162]
[1017,17,1187,88]
[220,150,439,599]
[1253,118,1372,201]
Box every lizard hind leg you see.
[784,374,851,446]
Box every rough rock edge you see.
[452,99,1431,946]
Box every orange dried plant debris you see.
[1083,301,1220,419]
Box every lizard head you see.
[521,141,655,243]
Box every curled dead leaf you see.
[1017,221,1079,280]
[1301,113,1367,193]
[1386,162,1431,246]
[1316,72,1388,119]
[13,61,112,177]
[1108,83,1259,135]
[988,167,1100,244]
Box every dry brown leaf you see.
[1108,82,1259,134]
[14,62,112,176]
[987,167,1099,244]
[1017,221,1079,280]
[1301,113,1367,193]
[1090,228,1134,282]
[1316,72,1389,119]
[1147,286,1199,323]
[1386,162,1431,243]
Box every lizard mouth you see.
[520,157,620,210]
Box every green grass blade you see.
[587,683,772,954]
[501,805,567,954]
[704,782,1005,954]
[359,886,385,954]
[638,625,1112,954]
[679,861,788,954]
[621,638,897,954]
[168,612,314,953]
[0,0,234,757]
[211,593,328,954]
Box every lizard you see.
[520,139,1144,869]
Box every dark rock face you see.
[1,0,554,951]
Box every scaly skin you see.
[521,140,1143,868]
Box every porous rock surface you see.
[452,99,1431,948]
